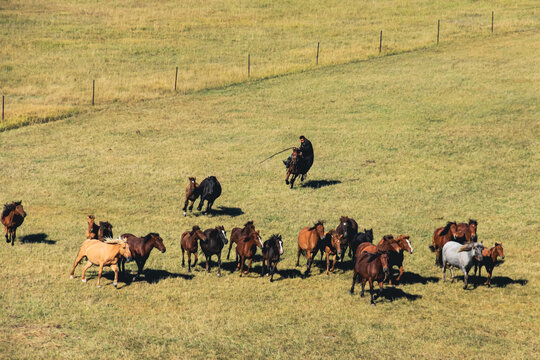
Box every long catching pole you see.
[259,147,296,164]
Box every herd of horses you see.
[2,199,506,304]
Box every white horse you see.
[442,241,484,289]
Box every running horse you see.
[335,216,358,262]
[296,220,325,276]
[430,221,463,267]
[261,234,284,282]
[236,230,263,276]
[457,219,478,243]
[381,234,413,284]
[474,242,504,287]
[227,220,258,260]
[1,201,27,246]
[182,177,200,216]
[181,226,207,273]
[285,148,310,189]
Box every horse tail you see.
[429,245,435,252]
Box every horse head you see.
[339,216,352,240]
[217,226,228,245]
[380,252,390,279]
[276,234,284,255]
[330,231,343,260]
[87,215,95,225]
[468,219,478,241]
[396,235,413,254]
[120,239,133,262]
[311,220,325,240]
[99,221,114,239]
[191,226,207,242]
[364,228,374,243]
[14,201,26,218]
[493,242,504,260]
[379,235,401,253]
[146,233,166,253]
[251,231,263,249]
[473,242,484,261]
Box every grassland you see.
[1,0,538,128]
[1,1,540,360]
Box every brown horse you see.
[356,234,401,257]
[1,201,26,246]
[321,230,343,275]
[380,234,413,284]
[86,215,99,239]
[236,230,263,276]
[457,219,478,243]
[335,216,358,262]
[79,238,133,288]
[181,226,207,272]
[97,221,113,240]
[430,222,463,267]
[350,251,389,305]
[474,242,504,287]
[182,177,200,216]
[227,220,257,260]
[296,220,325,276]
[119,233,166,280]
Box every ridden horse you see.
[201,226,228,277]
[285,147,311,189]
[335,216,358,262]
[320,230,343,275]
[181,226,207,273]
[349,228,374,261]
[296,220,325,276]
[261,234,284,282]
[430,221,463,267]
[227,220,257,260]
[197,176,222,214]
[98,221,113,240]
[457,219,478,243]
[86,215,99,239]
[79,238,133,288]
[236,230,263,276]
[380,234,413,284]
[1,201,26,246]
[182,177,200,216]
[119,233,166,280]
[474,242,504,287]
[350,251,390,305]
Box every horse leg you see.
[135,258,145,280]
[290,174,297,189]
[111,264,119,288]
[217,253,222,277]
[395,265,404,283]
[11,229,16,246]
[227,241,233,260]
[197,196,205,211]
[369,278,375,305]
[235,249,241,271]
[361,278,366,297]
[462,266,468,289]
[187,251,192,272]
[350,273,358,294]
[261,258,266,277]
[270,262,276,282]
[97,264,104,288]
[4,226,8,243]
[183,199,189,216]
[306,250,312,275]
[442,261,447,282]
[181,247,185,267]
[70,250,87,279]
[81,261,93,283]
[325,251,330,275]
[246,258,253,274]
[205,199,215,215]
[193,251,198,269]
[296,246,301,267]
[205,253,210,273]
[330,253,337,273]
[239,256,245,277]
[285,169,291,185]
[486,267,492,287]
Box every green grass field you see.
[1,1,539,359]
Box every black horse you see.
[349,228,374,261]
[261,234,284,282]
[197,176,222,214]
[335,216,358,262]
[201,226,228,276]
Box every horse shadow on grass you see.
[220,254,263,273]
[300,179,341,189]
[114,269,193,286]
[395,271,440,285]
[190,206,244,218]
[19,233,56,245]
[379,287,422,302]
[475,276,528,288]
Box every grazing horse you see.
[457,219,478,243]
[350,251,389,305]
[261,234,284,282]
[86,215,99,239]
[70,239,102,278]
[201,226,228,277]
[181,226,207,272]
[296,220,325,276]
[1,201,26,246]
[227,220,257,260]
[335,216,358,262]
[349,228,374,261]
[320,230,343,275]
[79,238,133,288]
[380,234,413,284]
[474,242,504,287]
[236,230,263,276]
[98,221,113,240]
[442,241,484,289]
[430,222,463,267]
[119,233,166,280]
[197,176,222,214]
[182,177,200,216]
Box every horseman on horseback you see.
[283,135,314,188]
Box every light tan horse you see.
[296,220,325,276]
[70,239,101,278]
[77,238,132,288]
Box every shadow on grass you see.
[300,179,341,189]
[114,269,194,285]
[379,287,422,302]
[19,233,56,245]
[477,276,528,288]
[189,205,244,218]
[394,271,440,285]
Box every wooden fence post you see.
[92,80,95,106]
[379,31,383,54]
[316,42,319,65]
[175,66,178,91]
[437,20,440,44]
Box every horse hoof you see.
[217,273,221,277]
[113,282,118,287]
[82,279,87,283]
[70,275,74,279]
[183,212,186,217]
[285,180,289,185]
[97,285,102,288]
[371,302,376,306]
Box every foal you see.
[86,215,99,239]
[321,230,343,275]
[474,242,504,287]
[261,234,284,282]
[182,177,200,216]
[181,226,207,272]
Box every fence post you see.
[175,66,178,91]
[92,80,95,106]
[248,54,250,77]
[437,20,440,45]
[316,42,320,65]
[492,11,494,33]
[379,30,383,54]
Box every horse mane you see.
[143,233,160,242]
[469,219,478,225]
[309,220,324,231]
[2,201,21,219]
[190,226,201,235]
[439,221,456,236]
[367,251,384,262]
[104,236,126,244]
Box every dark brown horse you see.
[350,251,389,305]
[1,201,26,246]
[201,226,228,277]
[86,215,99,239]
[356,235,401,258]
[430,222,463,267]
[227,220,257,260]
[181,226,207,272]
[335,216,358,262]
[380,234,413,284]
[474,242,504,287]
[236,230,263,276]
[457,219,478,243]
[182,177,200,216]
[261,234,284,282]
[98,221,113,240]
[296,220,325,276]
[119,233,166,280]
[320,230,343,275]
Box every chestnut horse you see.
[236,230,263,276]
[181,226,207,272]
[335,216,358,262]
[474,242,504,287]
[227,220,257,260]
[457,219,478,243]
[320,230,343,275]
[119,233,166,280]
[350,251,389,305]
[296,220,325,276]
[430,222,463,267]
[285,147,309,189]
[1,201,26,246]
[86,215,99,239]
[380,234,413,284]
[261,234,284,282]
[182,177,200,216]
[356,235,401,258]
